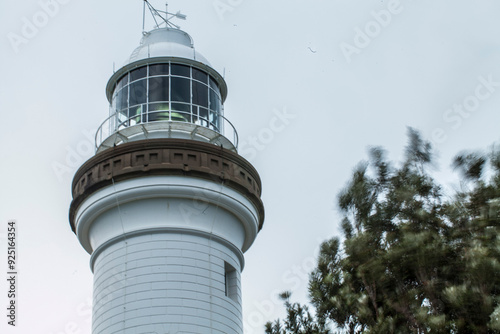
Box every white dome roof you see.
[125,28,211,67]
[106,27,227,102]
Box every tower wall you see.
[91,231,243,334]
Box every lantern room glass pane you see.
[209,89,220,112]
[193,68,208,83]
[148,102,170,122]
[209,110,219,131]
[129,79,147,106]
[116,88,128,111]
[117,108,128,127]
[129,106,142,124]
[171,102,191,113]
[170,110,189,122]
[171,77,190,103]
[209,76,220,94]
[117,74,128,90]
[172,103,191,122]
[149,102,170,111]
[149,64,169,76]
[193,81,208,107]
[130,66,147,82]
[171,64,190,77]
[199,107,209,126]
[148,77,169,102]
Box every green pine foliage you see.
[266,129,500,334]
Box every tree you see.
[264,291,331,334]
[266,129,500,333]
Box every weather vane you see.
[142,0,187,32]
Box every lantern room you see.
[95,28,237,153]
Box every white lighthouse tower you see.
[69,4,264,333]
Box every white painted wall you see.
[91,231,243,334]
[73,175,260,333]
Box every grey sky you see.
[1,0,499,333]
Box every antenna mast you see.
[142,0,187,32]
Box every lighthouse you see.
[68,3,265,333]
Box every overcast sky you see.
[1,0,500,333]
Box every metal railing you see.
[95,104,239,152]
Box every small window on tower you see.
[224,262,238,302]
